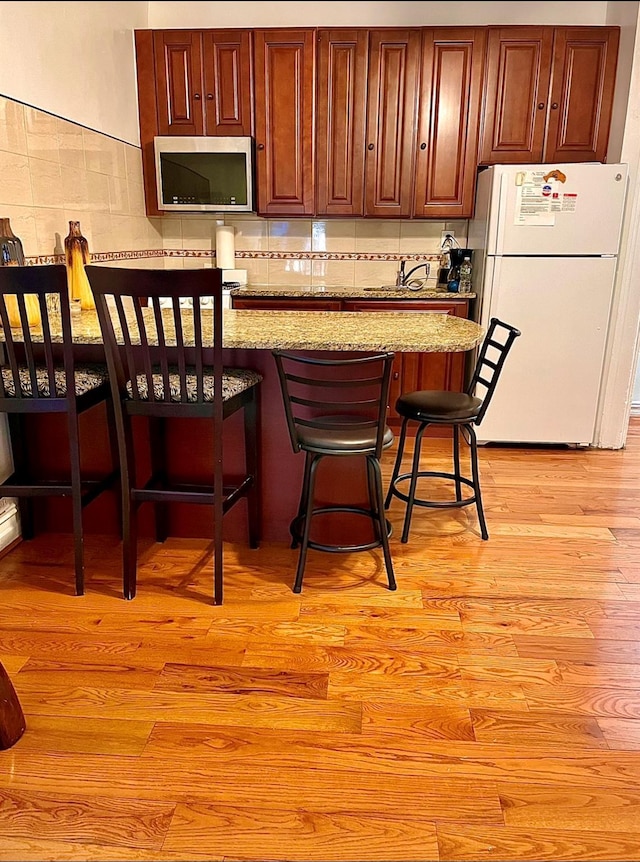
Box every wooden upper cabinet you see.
[544,27,619,163]
[316,29,368,217]
[152,29,253,137]
[414,28,486,219]
[254,29,316,216]
[153,31,205,136]
[201,30,253,136]
[364,30,421,218]
[480,27,554,164]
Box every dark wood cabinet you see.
[136,24,620,218]
[414,28,486,218]
[135,29,253,215]
[151,30,253,137]
[316,27,484,220]
[316,29,368,217]
[479,27,553,164]
[480,25,619,165]
[545,27,619,163]
[153,30,205,136]
[232,297,342,311]
[201,30,253,136]
[364,29,421,218]
[253,29,316,216]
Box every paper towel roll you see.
[215,225,235,270]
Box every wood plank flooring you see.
[3,421,640,860]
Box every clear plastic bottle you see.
[459,256,472,294]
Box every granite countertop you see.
[229,285,477,300]
[5,307,484,353]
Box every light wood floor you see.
[2,421,640,861]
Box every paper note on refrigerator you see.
[514,171,556,226]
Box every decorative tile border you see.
[26,248,441,265]
[25,249,166,266]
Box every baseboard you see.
[631,402,640,417]
[0,502,21,554]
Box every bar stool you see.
[0,264,119,595]
[385,318,521,543]
[273,350,396,594]
[86,265,261,605]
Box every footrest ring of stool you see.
[389,470,477,509]
[291,505,393,554]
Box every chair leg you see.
[243,390,260,550]
[401,421,428,544]
[385,417,409,509]
[7,414,33,540]
[105,396,122,539]
[468,424,489,540]
[453,425,462,502]
[213,410,224,607]
[292,451,312,550]
[120,415,137,600]
[293,454,321,594]
[368,455,397,591]
[213,486,223,606]
[67,409,84,597]
[149,417,169,543]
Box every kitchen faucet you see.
[395,260,431,289]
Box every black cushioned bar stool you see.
[273,350,396,594]
[385,318,521,543]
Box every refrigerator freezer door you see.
[491,163,627,257]
[477,255,617,445]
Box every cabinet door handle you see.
[393,371,400,381]
[551,102,559,110]
[257,143,265,150]
[367,143,374,151]
[206,93,214,100]
[537,102,545,110]
[194,93,201,100]
[420,142,427,150]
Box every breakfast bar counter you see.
[19,309,484,544]
[62,307,483,353]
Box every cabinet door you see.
[231,298,342,311]
[415,28,486,219]
[202,30,253,136]
[316,29,368,217]
[254,29,316,216]
[364,30,421,218]
[480,27,553,164]
[544,27,619,163]
[153,31,204,136]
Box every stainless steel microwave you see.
[154,136,255,213]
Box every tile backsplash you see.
[0,94,469,287]
[0,95,161,263]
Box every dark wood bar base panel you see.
[21,349,374,544]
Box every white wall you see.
[148,0,609,28]
[607,1,640,161]
[0,1,148,145]
[595,3,640,442]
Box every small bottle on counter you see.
[459,257,472,294]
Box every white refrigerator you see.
[468,162,628,446]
